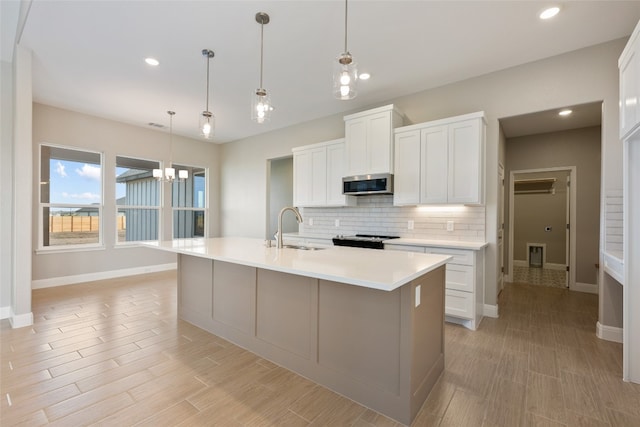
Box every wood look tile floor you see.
[2,271,640,426]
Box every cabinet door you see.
[326,142,347,205]
[420,126,448,204]
[393,130,421,205]
[293,150,311,206]
[448,119,482,204]
[368,111,393,174]
[310,147,327,205]
[620,39,639,138]
[345,117,368,176]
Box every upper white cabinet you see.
[344,104,404,176]
[293,139,355,207]
[620,20,640,138]
[394,112,486,205]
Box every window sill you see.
[36,245,105,255]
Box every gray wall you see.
[513,171,569,265]
[31,104,221,281]
[220,39,625,314]
[506,126,601,285]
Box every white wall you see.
[0,59,14,316]
[31,104,221,282]
[221,39,626,317]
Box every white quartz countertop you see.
[142,237,451,291]
[385,238,488,250]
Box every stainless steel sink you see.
[284,245,326,251]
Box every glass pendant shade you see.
[153,110,188,182]
[178,169,189,180]
[200,111,214,139]
[333,53,357,100]
[252,89,271,124]
[153,169,163,179]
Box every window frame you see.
[38,143,104,252]
[115,155,163,246]
[171,165,208,239]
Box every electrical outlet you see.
[308,218,314,226]
[335,219,340,227]
[415,285,421,307]
[446,221,454,232]
[408,220,414,230]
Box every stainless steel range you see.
[332,234,400,250]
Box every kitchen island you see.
[143,237,450,425]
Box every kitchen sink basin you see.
[284,245,326,251]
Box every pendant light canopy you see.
[333,0,357,100]
[154,111,188,182]
[252,12,272,124]
[200,49,215,139]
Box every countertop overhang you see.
[142,237,451,292]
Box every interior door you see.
[565,175,571,288]
[498,164,505,292]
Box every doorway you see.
[508,168,575,289]
[266,156,296,239]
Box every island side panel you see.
[409,265,445,420]
[256,269,318,360]
[212,260,256,336]
[177,254,213,330]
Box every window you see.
[40,145,103,249]
[172,165,206,238]
[116,156,161,243]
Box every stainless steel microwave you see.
[342,173,393,195]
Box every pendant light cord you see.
[344,0,348,52]
[260,19,264,89]
[205,56,210,111]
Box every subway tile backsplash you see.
[299,195,485,241]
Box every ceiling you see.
[500,101,603,138]
[11,1,640,143]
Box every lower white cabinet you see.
[293,139,355,207]
[385,243,485,330]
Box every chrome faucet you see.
[277,206,303,248]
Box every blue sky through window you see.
[49,159,101,204]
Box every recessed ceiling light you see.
[359,72,371,81]
[558,109,572,116]
[145,57,160,66]
[539,6,560,20]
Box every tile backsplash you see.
[299,195,485,241]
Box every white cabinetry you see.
[620,18,640,384]
[620,20,640,138]
[385,243,485,331]
[344,104,404,176]
[293,139,355,207]
[394,112,485,206]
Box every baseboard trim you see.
[10,309,33,328]
[31,263,177,289]
[596,321,623,343]
[545,263,566,271]
[0,306,10,320]
[573,282,598,294]
[513,260,527,267]
[483,304,499,318]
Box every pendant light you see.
[200,49,215,139]
[252,12,272,124]
[333,0,357,100]
[153,111,188,182]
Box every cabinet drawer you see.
[425,247,473,265]
[445,289,473,320]
[445,264,474,292]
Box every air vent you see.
[148,122,165,128]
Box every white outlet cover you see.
[308,218,314,226]
[415,285,421,307]
[446,221,454,231]
[335,219,340,227]
[408,220,414,230]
